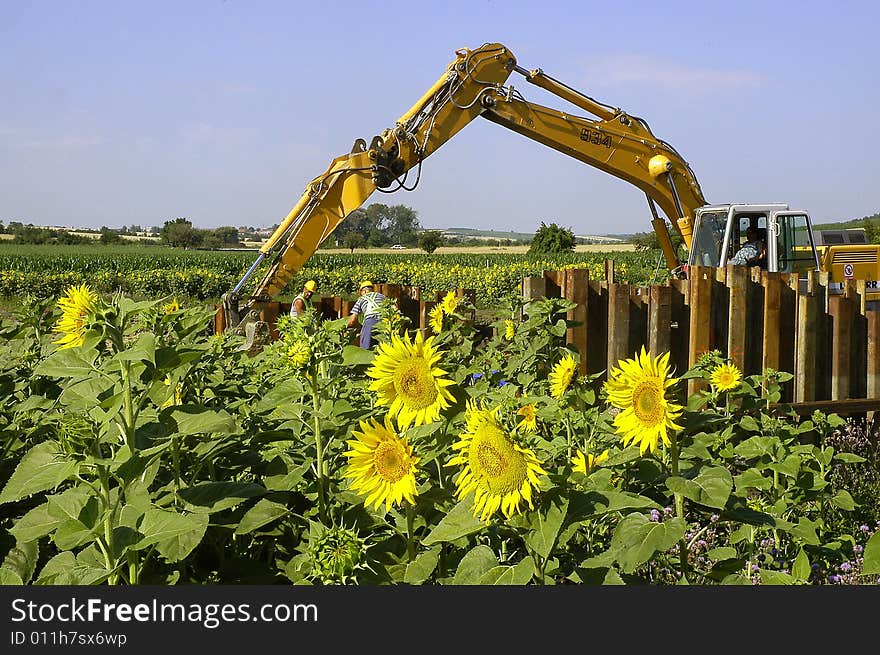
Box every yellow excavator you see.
[220,42,880,340]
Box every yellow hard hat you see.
[304,280,316,292]
[359,280,373,290]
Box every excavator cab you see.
[688,203,820,273]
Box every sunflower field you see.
[1,285,879,586]
[0,244,661,307]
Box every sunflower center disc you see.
[394,358,437,409]
[632,381,663,424]
[476,441,506,478]
[374,442,407,482]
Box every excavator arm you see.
[222,42,707,335]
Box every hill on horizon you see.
[439,227,625,242]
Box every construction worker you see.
[348,280,386,348]
[290,280,317,320]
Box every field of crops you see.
[1,282,879,586]
[0,244,668,307]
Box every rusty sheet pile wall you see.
[522,263,879,404]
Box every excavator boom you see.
[223,42,707,334]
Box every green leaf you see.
[132,508,209,559]
[422,500,486,545]
[451,545,498,585]
[768,454,802,478]
[830,490,855,511]
[1,539,38,585]
[566,490,659,524]
[786,517,821,545]
[52,520,93,550]
[738,415,760,432]
[114,332,156,365]
[35,551,77,585]
[758,569,795,585]
[9,503,62,542]
[47,486,91,522]
[167,406,236,435]
[235,499,290,534]
[480,558,534,585]
[733,468,772,492]
[706,547,738,561]
[33,348,96,378]
[154,514,208,563]
[0,441,77,505]
[862,530,880,575]
[524,496,568,559]
[342,345,375,365]
[792,549,811,582]
[665,467,732,510]
[0,569,23,585]
[734,436,777,459]
[178,482,267,513]
[832,452,866,464]
[609,513,688,574]
[403,546,440,585]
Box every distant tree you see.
[629,226,685,257]
[528,222,576,254]
[99,226,123,245]
[212,226,240,246]
[160,218,203,249]
[343,231,366,253]
[862,217,880,244]
[418,230,444,254]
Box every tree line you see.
[0,204,584,254]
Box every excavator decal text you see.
[580,128,612,148]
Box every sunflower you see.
[504,319,515,340]
[548,353,578,398]
[604,347,683,454]
[286,339,311,368]
[367,330,456,428]
[52,284,98,350]
[441,291,458,315]
[517,403,537,433]
[710,362,742,392]
[343,417,420,512]
[447,401,547,522]
[429,304,445,334]
[571,448,609,475]
[163,298,180,314]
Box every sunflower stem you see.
[311,367,327,523]
[405,504,416,562]
[121,361,136,453]
[670,436,689,582]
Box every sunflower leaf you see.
[665,466,732,510]
[609,513,688,574]
[524,495,568,559]
[451,545,497,584]
[32,348,96,379]
[421,500,486,545]
[234,499,290,534]
[862,531,880,575]
[1,538,38,585]
[403,546,440,585]
[480,558,534,585]
[342,345,375,366]
[0,441,78,505]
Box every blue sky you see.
[2,0,878,235]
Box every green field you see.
[0,243,667,308]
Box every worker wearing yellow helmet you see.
[347,280,386,348]
[290,279,317,320]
